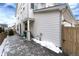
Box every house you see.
[75,20,79,27]
[15,3,76,53]
[0,24,8,31]
[8,24,16,33]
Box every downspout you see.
[59,9,63,50]
[60,7,67,51]
[27,3,30,41]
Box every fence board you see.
[62,27,77,55]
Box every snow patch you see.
[33,38,62,53]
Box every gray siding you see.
[32,11,61,47]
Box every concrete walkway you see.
[1,34,64,56]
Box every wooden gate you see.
[62,27,79,55]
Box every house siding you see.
[16,19,25,35]
[31,10,61,47]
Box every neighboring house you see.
[75,20,79,27]
[0,24,8,31]
[15,3,76,52]
[9,24,16,32]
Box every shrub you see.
[0,27,3,33]
[0,32,7,45]
[8,29,14,36]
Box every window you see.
[34,3,46,9]
[34,4,38,10]
[18,17,19,20]
[17,25,19,31]
[46,3,54,7]
[41,3,46,8]
[31,3,34,9]
[20,11,22,14]
[23,7,25,10]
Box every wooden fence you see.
[62,27,79,55]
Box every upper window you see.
[46,3,54,7]
[31,3,34,9]
[18,17,19,20]
[34,3,38,10]
[20,11,22,14]
[41,3,46,8]
[23,7,25,10]
[33,3,46,10]
[17,25,19,31]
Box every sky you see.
[0,3,16,27]
[0,3,79,27]
[69,3,79,20]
